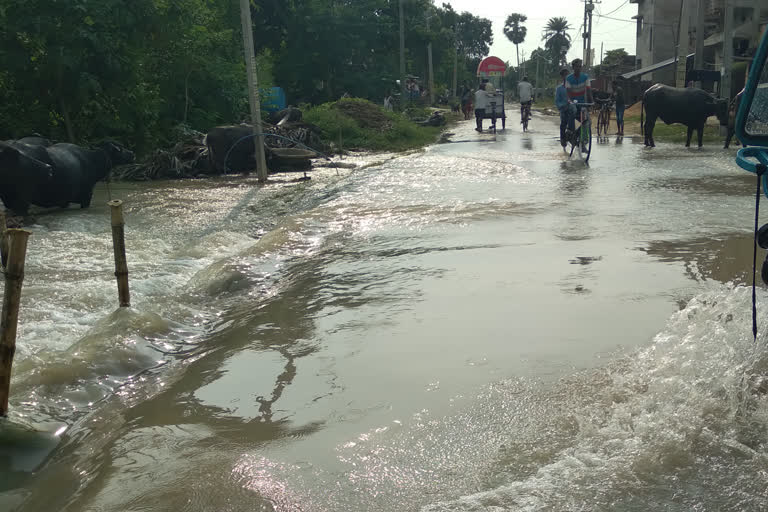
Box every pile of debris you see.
[113,112,327,181]
[332,99,393,131]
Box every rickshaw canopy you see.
[477,57,506,78]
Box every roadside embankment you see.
[304,98,459,153]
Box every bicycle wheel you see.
[523,112,528,132]
[583,120,593,163]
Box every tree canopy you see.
[0,0,492,154]
[503,13,526,70]
[542,16,572,67]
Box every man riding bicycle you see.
[565,58,593,151]
[517,76,534,124]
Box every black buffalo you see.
[3,141,134,214]
[205,124,261,173]
[0,142,53,214]
[641,84,729,148]
[16,134,52,146]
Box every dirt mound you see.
[625,101,643,117]
[332,99,392,130]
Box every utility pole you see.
[426,1,435,106]
[586,1,594,69]
[399,0,407,104]
[722,0,734,101]
[694,0,706,87]
[239,0,268,182]
[582,0,598,68]
[583,1,589,65]
[521,49,527,77]
[675,0,690,87]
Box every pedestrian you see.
[461,83,472,120]
[555,68,573,147]
[612,80,625,136]
[384,93,394,111]
[474,82,490,132]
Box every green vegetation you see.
[0,0,492,156]
[304,99,453,153]
[625,115,723,143]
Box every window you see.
[636,16,644,38]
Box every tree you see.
[601,48,629,78]
[542,16,572,67]
[503,13,527,72]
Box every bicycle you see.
[488,100,498,133]
[596,99,612,137]
[564,102,593,162]
[521,101,532,132]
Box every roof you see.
[620,53,694,80]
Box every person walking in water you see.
[612,80,625,136]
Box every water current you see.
[2,115,768,511]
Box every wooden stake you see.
[0,210,8,268]
[0,229,31,416]
[108,200,130,307]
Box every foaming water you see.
[236,284,768,512]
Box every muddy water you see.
[3,114,768,511]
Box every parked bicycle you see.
[596,98,613,137]
[564,101,593,162]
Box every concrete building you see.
[628,0,767,93]
[630,0,687,83]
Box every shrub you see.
[303,98,443,152]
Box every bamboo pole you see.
[108,200,130,307]
[0,229,31,416]
[0,210,8,268]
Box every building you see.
[627,0,767,94]
[630,0,686,83]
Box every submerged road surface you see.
[3,111,768,511]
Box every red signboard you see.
[477,56,507,77]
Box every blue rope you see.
[222,132,335,174]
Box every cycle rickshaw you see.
[476,56,507,132]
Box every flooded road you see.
[3,112,768,511]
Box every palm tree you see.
[503,13,527,72]
[541,17,572,67]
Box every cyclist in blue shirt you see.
[555,68,573,147]
[565,58,593,150]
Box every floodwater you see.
[3,113,768,511]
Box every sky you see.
[442,0,638,68]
